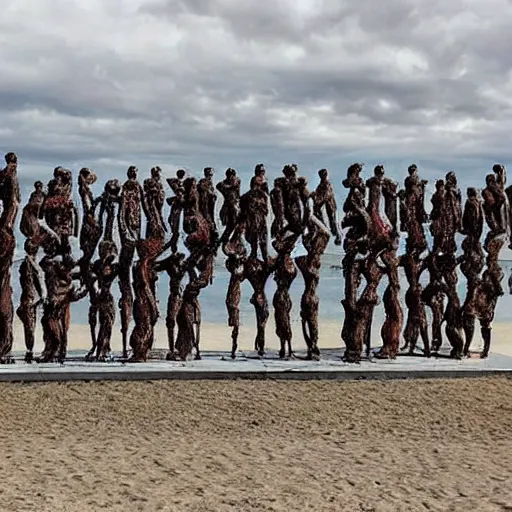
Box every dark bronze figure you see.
[223,242,246,359]
[144,166,167,241]
[155,252,188,360]
[42,167,78,256]
[0,152,21,363]
[38,235,87,363]
[166,169,186,253]
[118,166,146,358]
[198,167,217,233]
[17,237,44,363]
[217,168,241,247]
[295,198,330,359]
[86,240,119,361]
[313,169,341,245]
[96,179,121,242]
[20,181,45,241]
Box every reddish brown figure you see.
[223,243,246,359]
[273,232,299,359]
[482,173,506,246]
[38,236,87,363]
[144,166,167,241]
[129,237,163,362]
[244,257,273,357]
[429,179,445,254]
[422,253,446,353]
[77,168,103,354]
[198,167,217,233]
[166,169,186,253]
[20,181,46,241]
[441,284,464,360]
[43,167,78,256]
[87,240,119,361]
[217,168,241,248]
[296,205,330,359]
[375,250,403,359]
[0,152,20,363]
[176,247,215,361]
[382,176,399,236]
[96,179,121,242]
[16,237,44,363]
[118,166,146,358]
[155,252,188,360]
[400,253,430,356]
[313,169,341,245]
[230,175,269,262]
[400,164,428,254]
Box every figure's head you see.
[435,179,445,191]
[99,239,118,262]
[254,163,266,176]
[467,187,477,198]
[408,164,417,175]
[127,166,138,179]
[4,152,17,169]
[34,181,43,191]
[374,165,385,177]
[151,166,162,179]
[486,173,496,186]
[105,179,121,196]
[79,167,97,186]
[445,171,457,187]
[203,167,214,178]
[225,167,236,179]
[298,176,308,189]
[251,175,264,190]
[282,164,297,179]
[176,169,186,179]
[183,176,196,191]
[318,168,328,180]
[24,237,39,256]
[493,163,505,174]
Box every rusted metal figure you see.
[223,240,247,359]
[217,168,241,247]
[38,235,87,363]
[0,152,21,363]
[154,252,188,360]
[166,169,186,253]
[17,237,44,363]
[96,179,121,242]
[295,194,330,359]
[198,167,217,233]
[20,181,45,241]
[312,168,341,245]
[118,166,147,358]
[86,240,119,361]
[144,166,167,241]
[42,166,78,256]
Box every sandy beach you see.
[0,377,512,511]
[11,317,512,357]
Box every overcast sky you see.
[2,0,511,195]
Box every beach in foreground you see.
[1,378,512,512]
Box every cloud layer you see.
[1,0,511,190]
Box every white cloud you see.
[0,0,510,188]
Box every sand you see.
[10,317,512,356]
[1,377,512,511]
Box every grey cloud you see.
[0,0,510,189]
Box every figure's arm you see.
[72,203,79,238]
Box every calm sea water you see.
[10,248,512,330]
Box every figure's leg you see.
[231,325,239,359]
[86,302,98,360]
[462,313,475,356]
[420,313,430,357]
[259,230,269,263]
[301,317,312,357]
[326,201,341,245]
[481,322,492,359]
[166,297,176,356]
[432,309,443,352]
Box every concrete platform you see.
[1,348,512,382]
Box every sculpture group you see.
[0,152,508,364]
